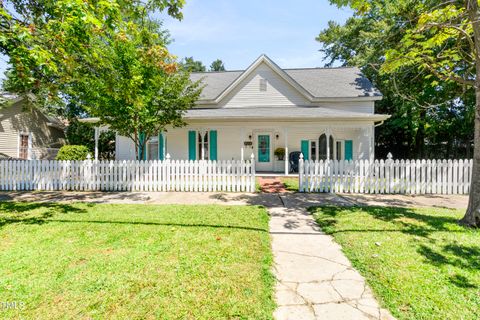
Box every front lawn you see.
[311,206,480,320]
[0,202,275,319]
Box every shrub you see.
[274,147,285,160]
[55,145,90,160]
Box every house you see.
[0,95,66,159]
[99,55,390,174]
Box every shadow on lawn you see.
[311,206,460,237]
[312,205,480,289]
[0,202,267,233]
[47,219,269,232]
[0,202,87,227]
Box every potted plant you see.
[274,147,285,161]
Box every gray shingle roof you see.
[185,106,389,121]
[190,66,381,101]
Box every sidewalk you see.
[270,194,394,320]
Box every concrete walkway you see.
[270,194,394,320]
[0,191,468,319]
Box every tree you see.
[317,1,474,159]
[326,0,479,226]
[66,18,202,160]
[182,57,206,72]
[380,0,480,226]
[1,0,202,161]
[0,0,185,107]
[210,59,226,71]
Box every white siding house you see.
[0,96,66,159]
[92,55,389,174]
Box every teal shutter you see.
[345,140,353,160]
[158,133,165,160]
[301,140,309,160]
[138,132,146,160]
[188,130,196,160]
[209,130,217,160]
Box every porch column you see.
[326,128,331,160]
[240,128,245,161]
[284,128,289,175]
[94,126,99,160]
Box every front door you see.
[256,133,273,172]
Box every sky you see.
[161,0,352,70]
[0,0,352,80]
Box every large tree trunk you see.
[461,105,480,226]
[460,0,480,227]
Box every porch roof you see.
[185,106,390,122]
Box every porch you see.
[112,121,376,175]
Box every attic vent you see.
[259,78,267,91]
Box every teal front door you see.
[256,133,273,171]
[258,135,270,162]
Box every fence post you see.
[299,153,304,192]
[250,153,255,192]
[166,153,171,191]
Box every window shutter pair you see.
[189,130,217,160]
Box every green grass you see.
[279,177,299,192]
[0,202,275,319]
[311,206,480,320]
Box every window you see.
[309,140,317,161]
[259,78,267,91]
[318,134,335,160]
[198,131,209,160]
[147,137,159,160]
[335,141,343,160]
[19,133,29,159]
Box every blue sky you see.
[162,0,352,70]
[0,0,351,80]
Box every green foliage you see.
[0,0,185,105]
[55,145,90,160]
[210,59,226,71]
[318,0,475,158]
[65,120,116,160]
[274,147,285,158]
[0,0,201,161]
[182,56,206,72]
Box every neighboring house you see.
[0,96,66,159]
[93,55,390,174]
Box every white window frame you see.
[18,132,32,160]
[146,136,159,160]
[334,140,345,160]
[309,140,317,161]
[197,130,210,160]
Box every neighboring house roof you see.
[185,106,389,121]
[191,55,382,103]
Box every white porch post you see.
[284,128,289,175]
[326,128,331,160]
[241,128,245,161]
[94,126,99,160]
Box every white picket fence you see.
[0,157,256,192]
[299,157,473,194]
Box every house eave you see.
[194,95,383,105]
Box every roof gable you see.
[190,55,382,104]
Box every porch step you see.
[258,177,288,193]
